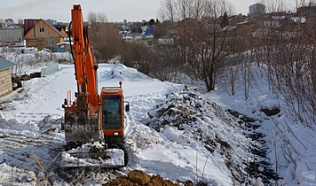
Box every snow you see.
[0,51,315,185]
[0,163,36,185]
[208,66,316,185]
[61,148,124,168]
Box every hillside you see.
[0,52,315,185]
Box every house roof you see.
[23,19,64,37]
[24,19,38,36]
[42,19,64,37]
[0,57,15,70]
[0,28,24,43]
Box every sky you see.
[0,0,263,23]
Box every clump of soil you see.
[260,107,281,116]
[103,170,192,186]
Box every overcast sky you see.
[0,0,290,23]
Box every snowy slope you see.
[0,59,315,185]
[0,62,250,185]
[207,66,316,185]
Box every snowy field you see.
[0,51,315,185]
[1,63,234,185]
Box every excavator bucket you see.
[60,142,125,168]
[62,99,125,168]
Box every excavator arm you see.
[71,4,98,107]
[63,4,103,146]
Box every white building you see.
[249,3,266,18]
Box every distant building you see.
[0,57,15,97]
[249,3,266,18]
[0,19,7,29]
[56,41,70,52]
[23,19,65,51]
[46,19,57,25]
[0,18,16,28]
[0,27,24,46]
[297,5,316,17]
[158,38,174,46]
[5,19,14,26]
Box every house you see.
[23,19,65,51]
[0,27,24,46]
[0,57,15,97]
[55,24,71,52]
[56,41,70,52]
[249,3,266,18]
[54,24,69,37]
[297,5,316,17]
[0,19,8,28]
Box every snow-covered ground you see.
[0,51,315,185]
[207,67,316,186]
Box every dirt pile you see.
[103,170,193,186]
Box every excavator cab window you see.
[102,95,122,130]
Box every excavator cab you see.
[100,86,126,145]
[61,85,129,168]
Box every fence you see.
[41,63,59,77]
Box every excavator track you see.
[60,141,125,168]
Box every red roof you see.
[23,19,64,37]
[24,19,38,36]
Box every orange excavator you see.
[61,4,129,168]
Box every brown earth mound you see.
[103,170,193,186]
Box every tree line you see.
[87,0,315,127]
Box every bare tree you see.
[17,19,24,24]
[259,0,288,13]
[121,42,154,74]
[252,0,316,126]
[88,12,121,62]
[159,0,239,91]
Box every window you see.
[39,27,44,32]
[102,95,122,130]
[49,40,55,46]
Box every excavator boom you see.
[71,4,98,106]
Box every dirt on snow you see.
[103,170,193,186]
